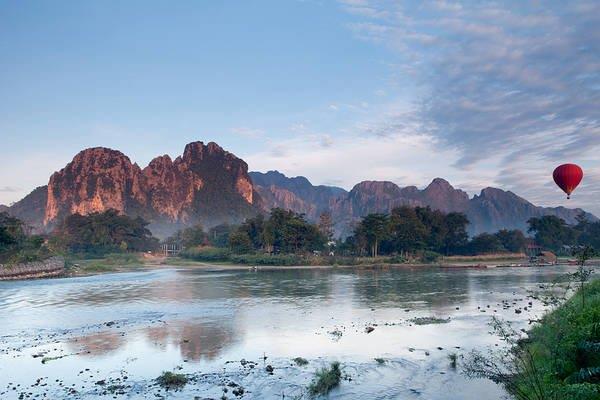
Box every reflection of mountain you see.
[144,320,237,362]
[68,331,127,356]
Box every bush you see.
[229,253,305,266]
[180,246,231,262]
[420,251,441,263]
[155,371,188,390]
[308,362,342,397]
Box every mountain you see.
[8,141,260,238]
[329,179,595,236]
[4,140,596,238]
[249,170,346,220]
[6,186,48,230]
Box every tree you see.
[180,224,207,247]
[415,207,448,252]
[466,233,504,255]
[357,213,388,257]
[230,209,325,255]
[495,229,526,253]
[228,230,253,253]
[444,212,469,254]
[208,224,234,248]
[575,220,600,250]
[318,212,335,242]
[571,245,595,308]
[53,209,158,255]
[0,212,25,251]
[387,206,427,255]
[527,216,577,252]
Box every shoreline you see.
[3,253,591,281]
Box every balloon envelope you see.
[553,164,583,199]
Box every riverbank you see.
[0,256,65,280]
[7,251,589,281]
[513,279,600,399]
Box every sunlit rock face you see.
[34,141,260,237]
[44,147,147,226]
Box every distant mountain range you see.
[3,141,596,238]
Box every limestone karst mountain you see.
[4,141,596,238]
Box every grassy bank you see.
[514,279,600,399]
[178,247,529,267]
[179,246,413,266]
[65,253,144,275]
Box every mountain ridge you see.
[4,141,596,238]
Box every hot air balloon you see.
[553,163,583,199]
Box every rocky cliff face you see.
[44,147,148,226]
[6,186,48,230]
[256,173,595,237]
[10,141,260,237]
[250,171,346,220]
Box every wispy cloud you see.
[337,0,600,214]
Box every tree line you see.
[4,206,599,264]
[527,214,600,253]
[169,206,530,258]
[0,211,49,264]
[345,206,527,257]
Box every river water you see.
[0,265,578,399]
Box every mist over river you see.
[0,265,581,399]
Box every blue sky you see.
[1,1,599,215]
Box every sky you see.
[1,0,599,215]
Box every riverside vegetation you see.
[465,248,600,400]
[4,207,600,273]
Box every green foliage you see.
[293,357,309,366]
[508,280,600,399]
[66,253,141,273]
[420,250,441,263]
[355,213,388,257]
[164,224,207,248]
[0,212,51,264]
[155,371,188,390]
[51,209,158,256]
[228,230,253,253]
[527,215,578,252]
[229,253,309,265]
[207,224,234,247]
[347,206,470,257]
[180,246,231,262]
[464,233,505,255]
[495,229,527,253]
[225,208,325,255]
[308,362,342,397]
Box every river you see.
[0,265,578,399]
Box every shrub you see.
[180,246,231,262]
[156,371,188,390]
[308,362,341,397]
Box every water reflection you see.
[68,331,126,356]
[0,265,587,400]
[144,319,237,362]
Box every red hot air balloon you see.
[553,164,583,199]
